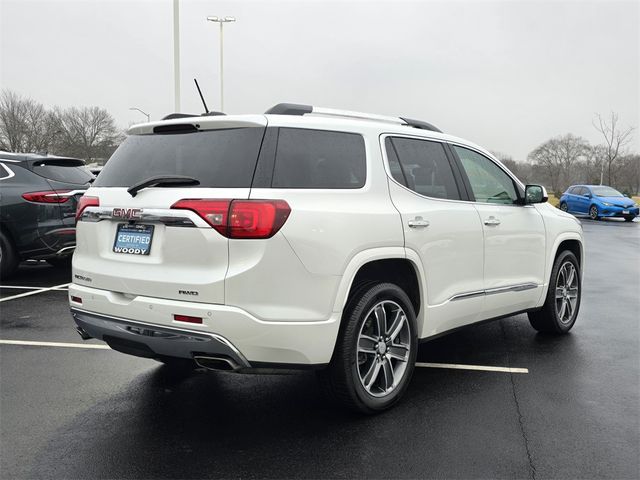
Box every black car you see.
[0,151,94,277]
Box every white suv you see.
[70,103,584,413]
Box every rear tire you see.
[318,283,417,414]
[559,202,568,212]
[0,231,19,279]
[589,205,599,220]
[528,250,581,334]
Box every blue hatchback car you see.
[559,185,639,221]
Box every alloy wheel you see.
[356,300,411,398]
[555,261,579,325]
[589,205,598,220]
[560,203,568,212]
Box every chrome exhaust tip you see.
[193,355,240,372]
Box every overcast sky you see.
[1,0,638,159]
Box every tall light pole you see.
[129,107,150,123]
[206,16,236,112]
[173,0,181,112]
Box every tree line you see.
[495,112,638,196]
[1,89,638,195]
[0,89,122,162]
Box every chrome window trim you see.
[0,163,15,180]
[379,133,529,208]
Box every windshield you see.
[95,127,265,188]
[591,186,624,197]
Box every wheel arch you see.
[333,248,426,337]
[538,234,584,307]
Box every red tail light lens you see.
[22,190,72,204]
[75,196,100,221]
[171,199,291,239]
[228,200,291,239]
[170,199,231,236]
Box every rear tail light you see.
[22,190,72,204]
[170,199,231,236]
[76,196,100,221]
[173,314,203,324]
[171,199,291,239]
[70,296,83,304]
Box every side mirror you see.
[583,193,591,198]
[524,185,548,204]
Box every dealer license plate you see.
[113,224,154,255]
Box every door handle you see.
[484,216,501,226]
[408,218,430,228]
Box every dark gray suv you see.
[0,151,93,277]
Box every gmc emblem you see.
[113,208,142,220]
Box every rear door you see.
[74,117,267,305]
[384,135,485,337]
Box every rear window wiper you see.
[127,175,200,197]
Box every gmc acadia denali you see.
[70,103,584,413]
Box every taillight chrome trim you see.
[80,206,202,227]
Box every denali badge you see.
[179,290,199,296]
[113,208,142,220]
[74,274,92,283]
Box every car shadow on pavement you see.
[28,320,554,479]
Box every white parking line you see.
[0,339,110,350]
[0,341,529,373]
[416,362,528,374]
[0,285,47,290]
[0,283,71,302]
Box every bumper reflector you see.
[173,314,203,324]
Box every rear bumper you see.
[68,283,340,366]
[72,308,250,368]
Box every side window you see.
[272,128,366,188]
[453,146,518,204]
[572,187,582,195]
[386,137,461,200]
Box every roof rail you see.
[264,103,442,133]
[399,117,443,133]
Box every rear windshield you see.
[95,127,265,188]
[32,162,94,185]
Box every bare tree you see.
[51,106,122,160]
[491,151,532,184]
[0,89,56,153]
[593,112,635,185]
[616,154,640,196]
[527,134,590,195]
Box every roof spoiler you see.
[264,103,442,133]
[162,112,226,120]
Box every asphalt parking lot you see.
[1,218,638,479]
